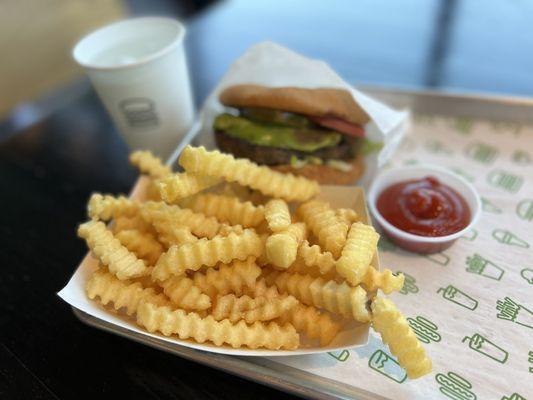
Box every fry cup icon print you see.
[465,254,504,281]
[438,285,478,310]
[462,333,508,364]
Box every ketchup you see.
[377,176,470,237]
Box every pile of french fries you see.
[79,145,432,379]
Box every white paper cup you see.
[73,17,194,159]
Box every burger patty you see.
[215,130,358,165]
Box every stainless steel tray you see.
[73,87,533,400]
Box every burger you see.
[212,85,371,184]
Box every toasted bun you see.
[220,85,370,126]
[272,154,364,185]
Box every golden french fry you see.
[336,222,379,285]
[153,229,263,281]
[278,303,342,346]
[361,267,404,294]
[268,271,370,322]
[113,215,153,234]
[371,297,432,378]
[217,224,245,236]
[129,150,172,178]
[192,258,261,298]
[88,194,140,221]
[213,294,298,324]
[86,270,168,315]
[78,221,148,280]
[156,173,220,202]
[137,301,299,350]
[297,240,336,276]
[180,193,265,228]
[245,279,342,346]
[116,229,164,265]
[297,200,348,258]
[178,145,319,202]
[266,223,306,269]
[152,225,198,248]
[264,199,291,232]
[160,276,211,311]
[140,201,221,239]
[335,208,359,226]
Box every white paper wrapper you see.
[195,41,409,187]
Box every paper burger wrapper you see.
[194,41,409,188]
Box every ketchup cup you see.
[368,165,481,254]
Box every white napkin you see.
[195,42,409,186]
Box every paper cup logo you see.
[119,98,159,128]
[368,349,407,383]
[437,285,478,311]
[462,333,508,364]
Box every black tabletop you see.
[2,1,533,399]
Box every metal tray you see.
[73,87,533,400]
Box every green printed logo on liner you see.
[462,333,508,364]
[465,142,498,164]
[496,297,533,330]
[516,199,533,222]
[425,252,450,267]
[487,170,523,193]
[327,350,350,362]
[438,285,478,310]
[528,350,533,373]
[520,268,533,285]
[512,150,531,165]
[435,371,476,400]
[465,254,504,281]
[450,167,475,183]
[492,229,529,248]
[407,316,441,344]
[425,139,453,155]
[501,393,527,400]
[461,229,478,241]
[454,118,474,135]
[368,349,407,383]
[397,272,418,295]
[481,197,502,214]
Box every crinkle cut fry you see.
[371,297,432,378]
[297,200,347,258]
[78,220,148,280]
[361,267,405,294]
[269,271,371,322]
[152,229,263,281]
[266,223,306,269]
[180,193,265,228]
[213,294,298,323]
[88,194,141,221]
[335,222,379,286]
[137,301,300,350]
[115,229,164,265]
[160,276,211,311]
[86,270,168,315]
[264,199,291,232]
[178,145,319,202]
[192,258,261,299]
[246,279,342,346]
[157,173,220,202]
[129,150,172,178]
[298,240,336,276]
[140,201,221,239]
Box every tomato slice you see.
[308,115,365,137]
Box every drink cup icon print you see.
[438,285,478,311]
[462,333,508,364]
[368,349,407,383]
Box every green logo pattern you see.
[462,333,508,364]
[435,371,476,400]
[465,254,504,281]
[481,197,502,214]
[407,316,441,344]
[492,229,529,248]
[501,393,527,400]
[520,268,533,285]
[487,170,523,193]
[511,150,531,165]
[328,350,350,362]
[438,285,478,310]
[465,142,498,164]
[398,272,418,295]
[368,350,407,383]
[496,297,533,330]
[516,199,533,221]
